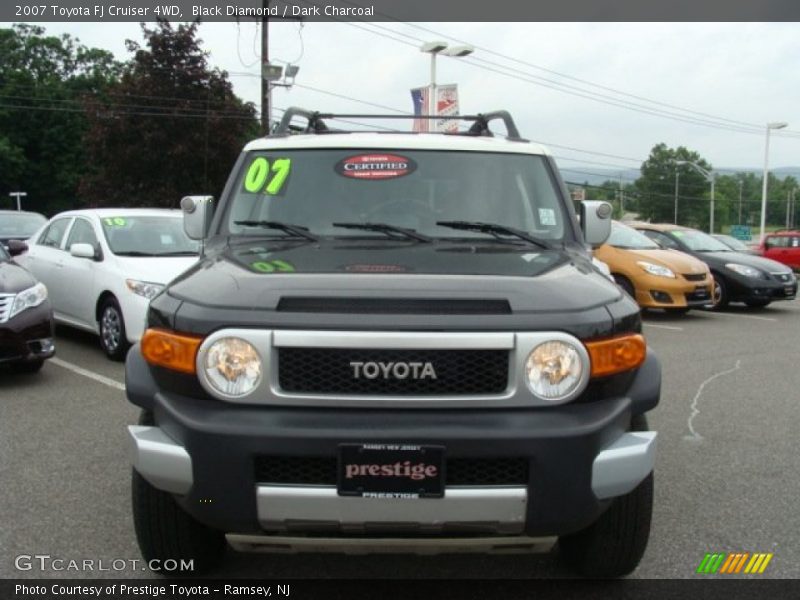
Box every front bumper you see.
[634,274,713,308]
[126,348,660,539]
[0,302,55,364]
[723,271,797,303]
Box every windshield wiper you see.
[333,222,432,243]
[114,251,157,256]
[153,250,199,256]
[436,221,551,249]
[234,220,318,242]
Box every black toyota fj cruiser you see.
[126,109,660,577]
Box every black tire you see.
[558,414,653,578]
[707,275,729,311]
[745,299,771,308]
[613,275,636,301]
[11,359,44,374]
[131,411,226,575]
[99,297,130,361]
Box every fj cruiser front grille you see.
[277,348,509,395]
[277,297,512,314]
[254,456,529,486]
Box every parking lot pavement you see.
[1,303,799,580]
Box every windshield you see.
[715,235,749,252]
[607,222,660,250]
[0,213,46,238]
[0,244,8,261]
[673,229,731,252]
[101,216,200,256]
[223,150,568,241]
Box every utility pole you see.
[261,0,270,135]
[674,171,680,225]
[738,180,743,224]
[618,173,624,216]
[787,190,792,229]
[9,191,26,211]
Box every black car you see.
[0,240,55,373]
[0,210,47,250]
[634,224,797,309]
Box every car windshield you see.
[0,244,9,261]
[0,213,46,238]
[607,222,660,250]
[673,229,731,252]
[223,149,569,241]
[715,235,749,252]
[100,215,200,256]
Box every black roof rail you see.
[272,107,526,141]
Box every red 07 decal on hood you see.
[335,153,417,180]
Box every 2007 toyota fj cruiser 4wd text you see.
[126,109,660,577]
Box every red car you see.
[760,231,800,271]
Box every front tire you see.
[613,275,636,302]
[558,414,654,578]
[707,276,729,311]
[99,297,130,361]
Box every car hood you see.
[698,251,793,273]
[114,255,199,285]
[167,239,623,314]
[0,260,38,294]
[596,246,708,274]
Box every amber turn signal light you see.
[140,328,203,374]
[585,334,646,378]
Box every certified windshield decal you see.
[335,154,417,180]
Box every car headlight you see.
[636,261,676,278]
[9,282,48,319]
[126,279,164,299]
[725,263,762,278]
[525,340,584,401]
[203,337,262,397]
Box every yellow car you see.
[594,221,714,313]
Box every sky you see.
[35,20,800,184]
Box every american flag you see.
[411,87,429,132]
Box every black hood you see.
[693,250,792,273]
[0,260,38,294]
[167,239,622,314]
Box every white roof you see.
[50,208,182,219]
[243,132,552,156]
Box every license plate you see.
[337,444,445,498]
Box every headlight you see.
[9,282,48,319]
[525,340,584,401]
[203,337,262,397]
[636,261,675,278]
[725,263,762,278]
[126,279,164,299]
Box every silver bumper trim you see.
[226,533,555,555]
[256,485,528,534]
[128,425,193,495]
[591,431,657,499]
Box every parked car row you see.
[596,221,798,312]
[0,208,199,368]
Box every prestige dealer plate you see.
[338,444,445,498]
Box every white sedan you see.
[17,209,199,360]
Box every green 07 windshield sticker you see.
[243,157,292,195]
[103,217,127,227]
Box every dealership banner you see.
[411,85,459,133]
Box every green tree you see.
[79,20,259,207]
[634,143,712,228]
[0,24,119,214]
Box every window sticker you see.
[538,208,556,226]
[250,259,296,273]
[103,217,127,227]
[335,154,417,180]
[672,231,684,238]
[243,157,292,195]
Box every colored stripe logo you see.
[697,552,773,574]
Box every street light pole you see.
[760,121,788,243]
[9,191,26,211]
[677,160,715,233]
[674,170,680,225]
[420,41,473,132]
[738,180,744,224]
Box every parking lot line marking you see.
[685,359,742,441]
[643,323,684,331]
[49,357,126,392]
[703,312,777,322]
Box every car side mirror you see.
[181,196,214,241]
[7,239,28,256]
[70,243,97,259]
[579,200,613,248]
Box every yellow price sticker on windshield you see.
[244,157,292,196]
[103,217,127,227]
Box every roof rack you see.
[273,107,526,141]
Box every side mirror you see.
[580,200,613,248]
[7,239,28,256]
[70,243,96,259]
[181,196,214,241]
